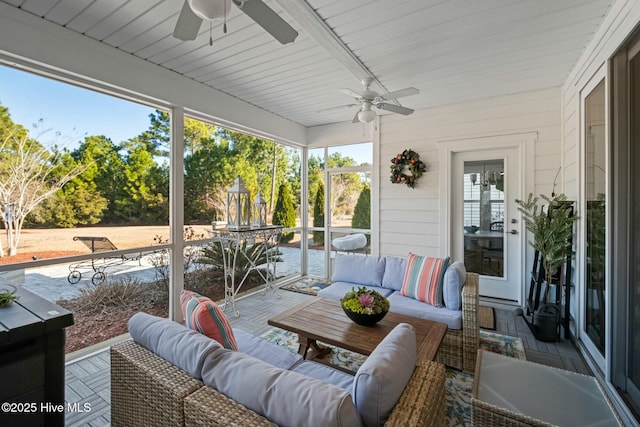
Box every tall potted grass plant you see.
[516,193,578,341]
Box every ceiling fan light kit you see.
[336,78,420,124]
[357,102,376,123]
[188,0,231,20]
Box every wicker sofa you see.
[318,254,480,372]
[111,313,447,427]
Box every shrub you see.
[352,185,371,245]
[312,181,324,244]
[272,182,296,243]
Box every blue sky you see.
[0,65,154,150]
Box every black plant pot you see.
[343,307,388,326]
[533,304,560,342]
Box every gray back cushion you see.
[128,312,225,379]
[201,350,361,427]
[381,256,407,290]
[332,253,386,287]
[352,323,416,427]
[442,261,466,310]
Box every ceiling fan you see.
[173,0,298,44]
[338,78,419,123]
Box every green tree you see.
[71,135,127,223]
[272,182,296,243]
[115,143,168,224]
[312,180,324,244]
[352,185,371,245]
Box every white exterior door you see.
[452,148,522,301]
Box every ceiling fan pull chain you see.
[209,21,213,46]
[223,3,228,34]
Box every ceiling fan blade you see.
[379,87,419,100]
[173,1,203,41]
[339,88,363,98]
[232,0,298,44]
[376,103,414,115]
[316,104,359,113]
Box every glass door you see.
[452,147,523,302]
[582,77,607,367]
[611,30,640,417]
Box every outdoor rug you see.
[261,328,526,427]
[279,277,331,296]
[478,305,496,330]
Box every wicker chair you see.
[111,340,446,427]
[435,272,479,373]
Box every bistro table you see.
[209,226,282,316]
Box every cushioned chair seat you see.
[386,292,462,329]
[234,328,303,370]
[332,233,367,251]
[290,360,354,391]
[318,281,394,301]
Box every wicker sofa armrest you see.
[461,272,480,373]
[111,340,203,427]
[385,360,446,427]
[184,385,277,427]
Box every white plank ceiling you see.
[0,0,612,127]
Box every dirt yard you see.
[0,225,212,263]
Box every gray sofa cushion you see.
[318,281,394,301]
[443,261,466,310]
[128,312,224,379]
[332,253,386,287]
[290,360,354,391]
[234,328,303,370]
[381,255,407,291]
[387,291,462,329]
[352,323,416,427]
[201,350,362,427]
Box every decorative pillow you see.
[443,261,467,310]
[400,253,450,307]
[180,290,238,350]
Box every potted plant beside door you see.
[516,193,578,341]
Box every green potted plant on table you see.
[516,193,578,341]
[341,287,390,326]
[0,284,19,308]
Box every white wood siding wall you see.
[562,0,640,198]
[378,87,561,257]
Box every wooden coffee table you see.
[268,297,448,364]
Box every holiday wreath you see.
[390,149,426,188]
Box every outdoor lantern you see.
[252,193,267,228]
[226,176,251,230]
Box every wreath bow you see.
[390,149,426,188]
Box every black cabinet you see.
[0,284,73,427]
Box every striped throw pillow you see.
[180,290,238,350]
[400,254,450,307]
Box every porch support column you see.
[169,107,185,322]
